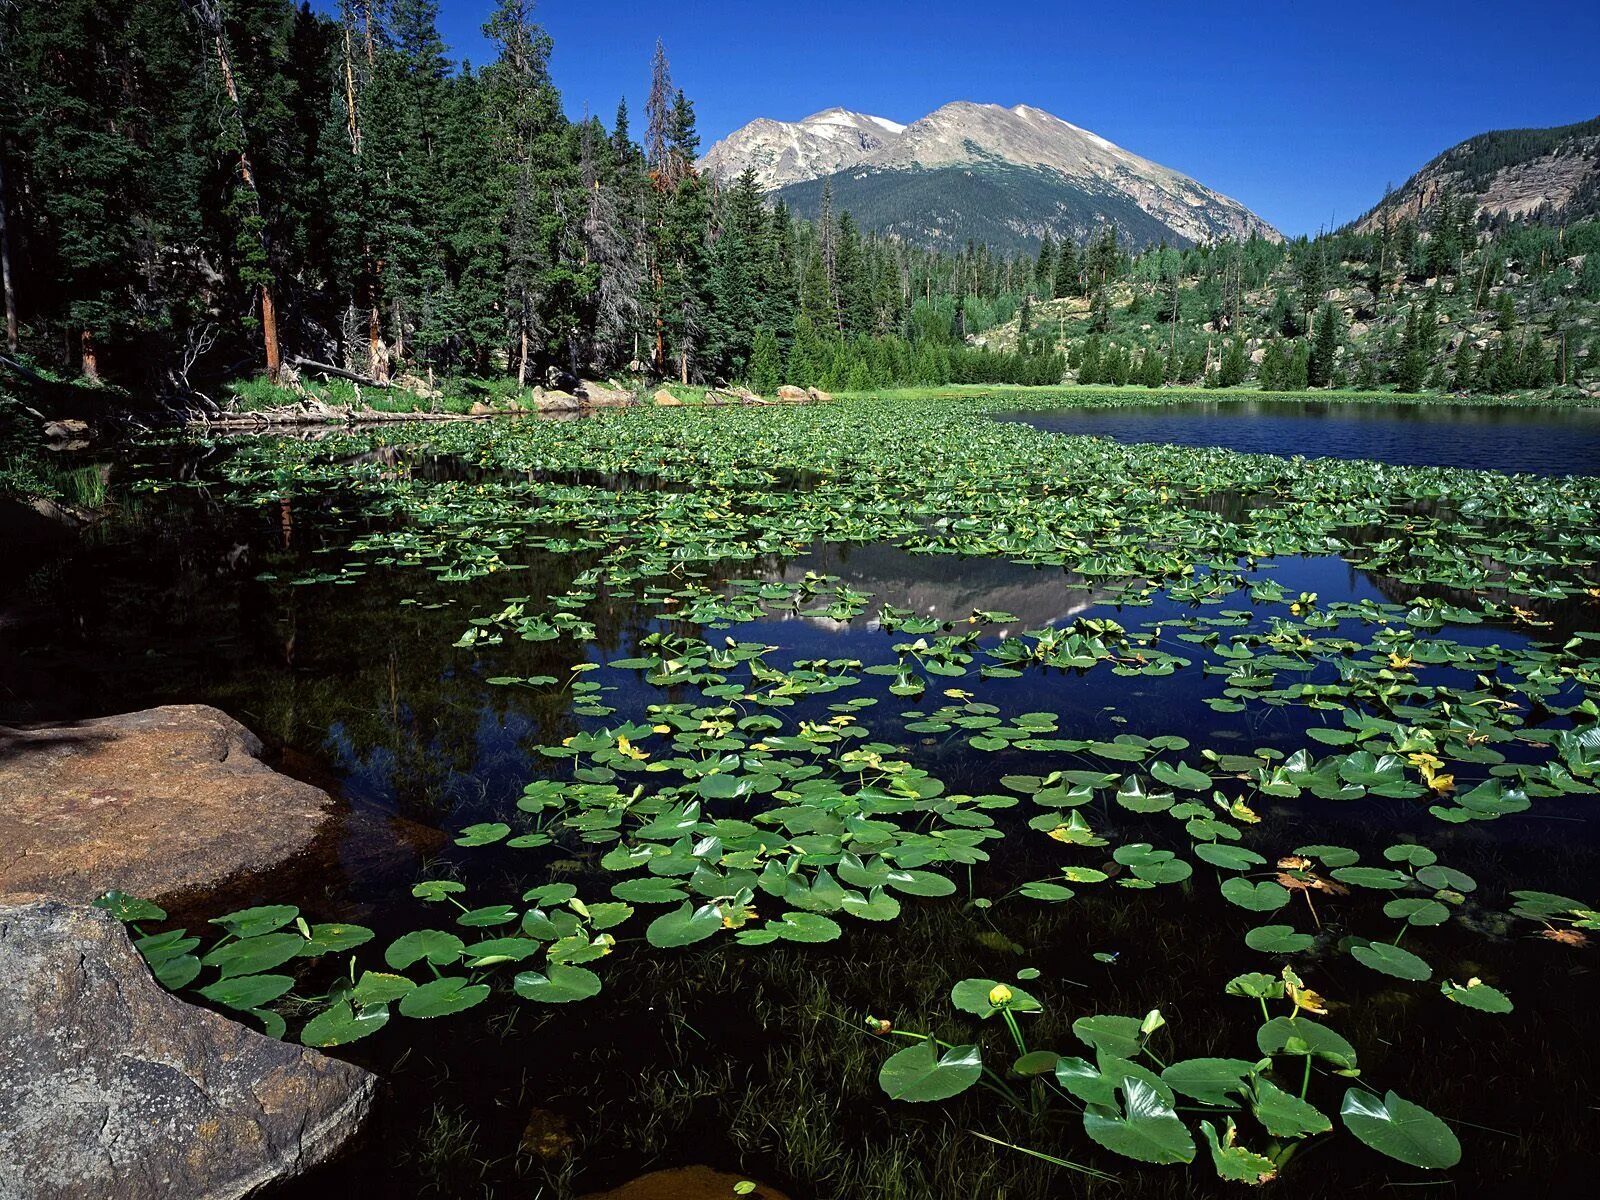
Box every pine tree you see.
[1034,232,1055,297]
[1259,338,1285,391]
[1218,337,1248,388]
[705,168,764,379]
[1296,242,1327,327]
[1496,291,1517,335]
[1140,346,1163,388]
[1452,339,1478,392]
[1053,238,1078,298]
[1308,301,1341,388]
[1425,187,1460,278]
[1087,227,1119,288]
[1089,286,1111,334]
[482,0,565,386]
[747,326,782,393]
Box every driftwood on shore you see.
[196,405,502,431]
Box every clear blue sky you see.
[324,1,1600,237]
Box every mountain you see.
[1354,114,1600,233]
[700,101,1280,253]
[700,108,907,190]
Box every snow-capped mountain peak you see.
[700,100,1279,249]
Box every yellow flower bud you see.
[988,983,1014,1008]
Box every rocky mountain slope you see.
[1355,114,1600,233]
[701,102,1279,252]
[700,108,907,190]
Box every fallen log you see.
[290,356,393,388]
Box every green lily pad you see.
[301,999,389,1047]
[1082,1078,1196,1165]
[398,976,491,1018]
[878,1039,983,1102]
[1350,941,1432,981]
[1339,1088,1461,1168]
[514,964,603,1004]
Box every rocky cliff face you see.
[700,101,1279,251]
[701,108,907,190]
[1354,115,1600,233]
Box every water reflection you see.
[763,541,1123,637]
[999,399,1600,475]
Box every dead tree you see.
[185,0,283,384]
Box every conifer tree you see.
[747,326,782,393]
[1053,238,1078,298]
[1140,345,1163,388]
[1452,339,1478,392]
[1308,301,1341,388]
[1035,232,1055,297]
[1218,336,1248,387]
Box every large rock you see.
[581,1166,790,1200]
[0,897,376,1199]
[0,705,335,905]
[535,389,582,414]
[577,379,635,407]
[775,385,809,403]
[651,389,682,407]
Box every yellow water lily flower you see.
[1408,751,1454,793]
[988,984,1014,1008]
[1281,966,1328,1015]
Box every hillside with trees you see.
[976,201,1600,397]
[1,2,1594,415]
[0,0,1057,412]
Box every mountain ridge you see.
[701,101,1280,252]
[1353,114,1600,233]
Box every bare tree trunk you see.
[679,349,688,385]
[0,154,17,353]
[194,1,282,383]
[260,288,281,384]
[80,330,100,382]
[368,303,387,381]
[517,308,529,388]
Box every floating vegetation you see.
[94,391,1600,1189]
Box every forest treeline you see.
[1002,189,1600,395]
[3,1,1595,405]
[0,0,1066,398]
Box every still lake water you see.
[4,413,1599,1196]
[999,399,1600,475]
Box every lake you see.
[5,395,1599,1196]
[998,398,1600,474]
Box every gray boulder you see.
[0,897,376,1199]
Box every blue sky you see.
[323,1,1600,237]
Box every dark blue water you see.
[1000,399,1600,475]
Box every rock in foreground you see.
[0,897,376,1200]
[581,1166,791,1200]
[0,705,334,904]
